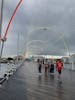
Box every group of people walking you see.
[37,58,63,81]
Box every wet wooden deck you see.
[0,61,75,100]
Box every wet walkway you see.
[0,61,75,100]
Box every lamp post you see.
[0,0,4,55]
[0,0,4,70]
[0,0,4,42]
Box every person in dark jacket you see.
[38,60,42,73]
[50,62,54,74]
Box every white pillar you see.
[72,61,74,70]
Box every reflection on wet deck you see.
[0,61,75,100]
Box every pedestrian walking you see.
[38,60,42,74]
[50,62,54,74]
[56,59,63,82]
[44,59,48,73]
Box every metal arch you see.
[25,26,70,56]
[27,39,48,46]
[3,0,23,39]
[0,0,23,58]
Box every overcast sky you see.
[0,0,75,57]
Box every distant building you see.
[0,58,8,63]
[62,54,75,70]
[62,56,70,64]
[14,55,23,60]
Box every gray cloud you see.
[0,0,75,57]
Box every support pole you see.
[0,0,4,40]
[0,0,4,69]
